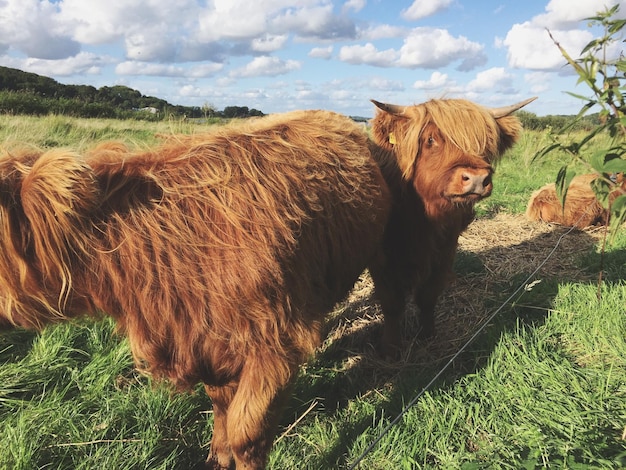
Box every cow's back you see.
[84,110,391,388]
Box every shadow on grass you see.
[282,216,618,468]
[0,329,37,365]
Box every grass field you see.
[0,114,624,469]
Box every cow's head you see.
[370,97,536,217]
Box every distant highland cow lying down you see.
[526,173,626,228]
[0,110,391,469]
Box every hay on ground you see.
[317,213,605,395]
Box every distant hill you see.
[0,66,263,119]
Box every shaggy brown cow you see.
[0,110,391,469]
[526,173,626,227]
[367,97,536,354]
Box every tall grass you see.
[0,115,624,469]
[0,114,211,150]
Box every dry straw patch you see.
[318,213,604,392]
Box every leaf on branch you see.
[556,165,576,208]
[532,143,561,163]
[609,194,626,242]
[601,155,626,173]
[591,177,612,208]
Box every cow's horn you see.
[489,97,537,118]
[371,99,408,116]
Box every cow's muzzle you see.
[461,170,492,197]
[445,167,493,201]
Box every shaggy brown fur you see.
[526,173,626,227]
[367,97,534,354]
[0,110,391,469]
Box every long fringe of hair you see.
[370,98,522,181]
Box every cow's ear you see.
[489,97,536,155]
[21,149,99,224]
[495,115,523,154]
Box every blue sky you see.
[0,0,624,117]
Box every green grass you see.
[0,320,211,469]
[340,283,626,469]
[0,114,216,150]
[0,116,625,469]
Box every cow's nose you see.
[461,170,492,195]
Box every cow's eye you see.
[427,136,435,146]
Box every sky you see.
[0,0,624,117]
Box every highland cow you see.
[0,110,391,469]
[367,97,536,354]
[526,172,625,227]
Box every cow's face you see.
[370,97,536,216]
[412,122,494,210]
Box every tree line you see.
[0,66,264,120]
[515,110,601,132]
[0,66,600,129]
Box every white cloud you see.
[116,61,223,77]
[339,27,486,71]
[125,30,178,62]
[3,0,357,66]
[197,1,270,42]
[343,0,366,13]
[402,0,453,21]
[57,0,195,45]
[308,46,333,59]
[241,88,269,101]
[397,28,486,70]
[368,77,405,91]
[466,67,515,93]
[358,24,408,41]
[535,0,625,29]
[195,1,357,43]
[274,4,357,40]
[251,34,289,53]
[230,56,301,78]
[413,71,453,90]
[177,83,229,100]
[338,43,398,67]
[504,22,591,71]
[523,71,553,95]
[296,89,328,101]
[0,0,80,60]
[502,0,626,71]
[0,52,108,76]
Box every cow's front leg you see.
[225,353,296,469]
[415,265,454,339]
[204,383,237,469]
[414,285,437,339]
[369,263,408,358]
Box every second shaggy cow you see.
[368,97,536,354]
